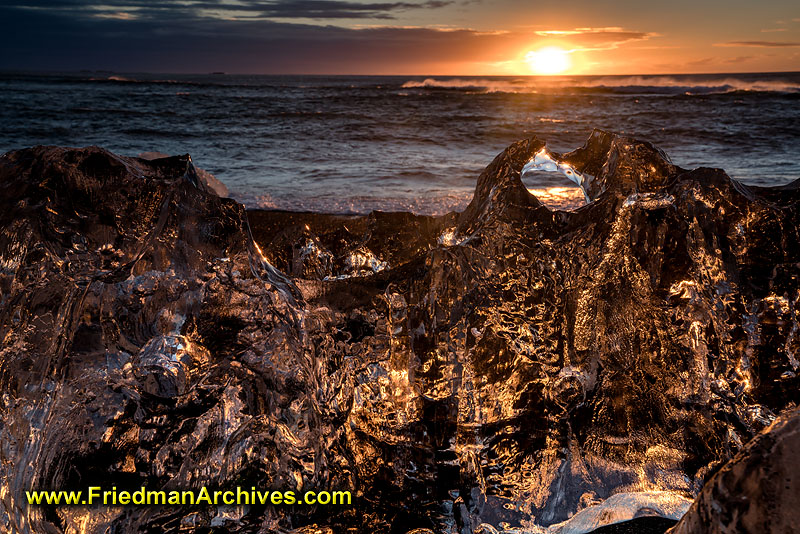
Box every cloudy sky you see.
[1,0,799,74]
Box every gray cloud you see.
[715,40,800,47]
[3,0,453,20]
[250,0,453,19]
[0,5,514,73]
[723,55,755,63]
[531,27,655,52]
[0,3,655,73]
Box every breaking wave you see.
[401,75,800,95]
[91,75,191,85]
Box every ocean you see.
[1,71,798,214]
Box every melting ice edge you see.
[1,130,800,534]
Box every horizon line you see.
[1,69,800,77]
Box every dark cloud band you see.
[715,40,800,47]
[1,0,453,20]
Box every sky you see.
[0,0,799,75]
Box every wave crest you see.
[400,78,530,92]
[400,75,800,95]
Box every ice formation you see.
[2,131,800,533]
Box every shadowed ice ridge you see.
[1,130,800,534]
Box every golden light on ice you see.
[525,47,571,75]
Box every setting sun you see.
[525,47,571,75]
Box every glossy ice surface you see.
[1,131,800,533]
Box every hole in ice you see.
[521,148,590,210]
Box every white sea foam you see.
[401,78,535,93]
[401,76,800,94]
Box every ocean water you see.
[1,72,798,215]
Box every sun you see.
[525,47,571,75]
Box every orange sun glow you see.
[525,47,571,75]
